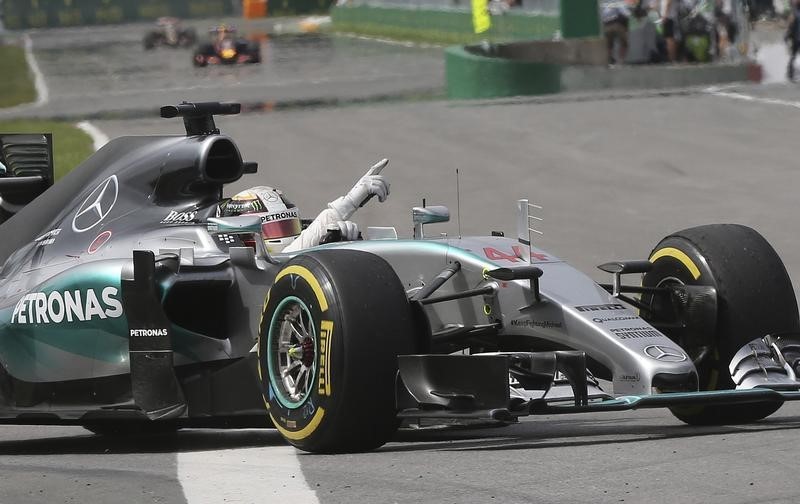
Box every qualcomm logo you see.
[643,345,687,363]
[72,175,119,233]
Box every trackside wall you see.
[331,4,560,44]
[1,0,335,29]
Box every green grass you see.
[0,43,36,108]
[0,120,94,180]
[332,23,480,45]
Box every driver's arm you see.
[282,160,390,253]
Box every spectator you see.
[713,0,738,60]
[661,0,680,62]
[786,0,800,80]
[603,1,631,64]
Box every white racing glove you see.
[328,159,390,221]
[328,220,359,242]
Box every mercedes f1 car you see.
[143,17,197,50]
[192,25,260,67]
[2,102,800,453]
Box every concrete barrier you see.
[446,38,761,99]
[446,45,563,98]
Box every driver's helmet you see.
[218,186,301,254]
[211,24,235,36]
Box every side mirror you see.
[412,205,449,239]
[207,215,275,263]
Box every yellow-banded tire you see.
[258,250,416,453]
[642,224,799,425]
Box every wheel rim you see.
[267,296,317,409]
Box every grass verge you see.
[0,43,36,108]
[0,120,94,180]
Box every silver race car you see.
[0,102,798,453]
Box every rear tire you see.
[258,250,416,453]
[642,224,799,425]
[143,32,159,50]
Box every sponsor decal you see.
[643,345,687,362]
[300,398,316,420]
[216,234,237,245]
[510,319,563,329]
[88,230,112,254]
[11,287,123,324]
[575,303,626,312]
[261,208,299,222]
[34,228,61,246]
[72,175,119,233]
[619,372,641,382]
[483,246,549,263]
[161,210,197,224]
[592,315,639,324]
[130,328,168,337]
[610,327,662,340]
[318,320,333,396]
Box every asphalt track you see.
[4,19,800,504]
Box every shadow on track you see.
[0,427,287,456]
[6,413,800,456]
[382,413,800,453]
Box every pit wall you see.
[331,4,560,44]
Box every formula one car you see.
[143,17,197,50]
[192,25,260,67]
[2,102,800,454]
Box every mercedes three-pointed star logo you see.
[643,345,687,363]
[72,175,119,233]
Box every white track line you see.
[178,442,320,504]
[75,121,109,151]
[23,33,48,107]
[705,87,800,110]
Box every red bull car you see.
[192,25,261,67]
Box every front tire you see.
[642,224,799,425]
[259,250,416,453]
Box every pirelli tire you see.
[642,224,800,425]
[258,249,416,453]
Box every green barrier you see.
[559,0,600,38]
[2,0,234,29]
[332,4,559,44]
[270,0,334,16]
[445,45,562,99]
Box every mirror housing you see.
[207,215,262,234]
[412,205,449,239]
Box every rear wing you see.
[0,133,54,220]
